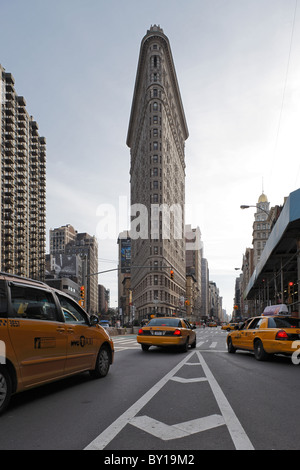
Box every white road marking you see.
[85,351,195,450]
[85,350,254,450]
[130,414,225,441]
[170,376,208,383]
[196,351,254,450]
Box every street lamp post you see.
[240,204,269,216]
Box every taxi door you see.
[231,319,256,349]
[7,283,67,388]
[55,293,99,374]
[242,318,264,351]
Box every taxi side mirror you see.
[90,315,99,326]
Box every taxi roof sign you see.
[262,304,289,316]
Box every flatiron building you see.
[127,26,188,319]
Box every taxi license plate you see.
[154,331,163,335]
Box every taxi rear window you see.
[147,318,182,327]
[268,317,300,328]
[9,284,58,321]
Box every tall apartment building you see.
[127,26,189,319]
[0,65,46,280]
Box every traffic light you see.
[170,269,174,280]
[288,282,294,295]
[288,281,294,300]
[80,285,85,300]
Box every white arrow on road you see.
[130,414,225,440]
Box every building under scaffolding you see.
[244,188,300,317]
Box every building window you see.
[151,55,160,68]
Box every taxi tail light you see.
[173,329,181,336]
[275,330,289,340]
[138,329,143,335]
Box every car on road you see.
[137,316,196,352]
[0,272,114,414]
[227,305,300,361]
[208,322,218,327]
[221,322,238,331]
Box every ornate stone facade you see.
[127,26,188,319]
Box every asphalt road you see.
[0,327,299,451]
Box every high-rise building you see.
[0,65,46,280]
[49,226,99,314]
[117,231,131,324]
[185,225,203,323]
[98,284,110,314]
[201,257,209,320]
[49,224,77,254]
[127,25,188,319]
[252,192,270,266]
[65,232,98,315]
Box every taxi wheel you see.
[0,367,12,415]
[141,344,150,351]
[90,346,110,378]
[227,338,236,354]
[181,338,189,352]
[254,339,269,361]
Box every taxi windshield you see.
[147,318,182,327]
[268,317,300,328]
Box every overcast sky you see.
[1,0,300,314]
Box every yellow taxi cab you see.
[0,273,114,414]
[208,322,218,327]
[227,304,300,361]
[221,322,238,331]
[137,316,196,352]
